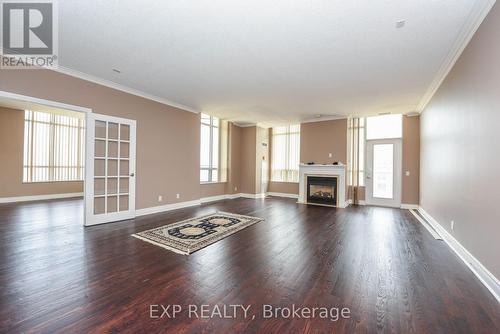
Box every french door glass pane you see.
[120,124,130,141]
[93,119,132,215]
[373,144,394,199]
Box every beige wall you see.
[268,119,348,195]
[300,119,348,164]
[0,106,84,197]
[255,126,269,194]
[226,123,242,195]
[420,2,500,279]
[200,183,226,198]
[0,69,201,209]
[239,126,257,194]
[402,115,420,204]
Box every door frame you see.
[0,90,93,222]
[365,138,402,208]
[84,113,137,226]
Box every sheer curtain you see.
[271,124,300,182]
[347,117,364,204]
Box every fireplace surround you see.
[298,164,347,208]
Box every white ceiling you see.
[57,0,485,126]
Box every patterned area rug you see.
[132,212,263,255]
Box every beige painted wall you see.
[0,106,84,197]
[269,119,347,195]
[300,119,348,164]
[226,123,242,195]
[420,2,500,279]
[239,126,257,194]
[200,182,226,198]
[402,115,420,204]
[255,126,269,194]
[0,69,200,209]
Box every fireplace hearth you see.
[306,176,338,206]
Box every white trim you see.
[358,200,366,205]
[267,192,299,199]
[240,193,267,199]
[300,115,347,124]
[226,193,243,199]
[0,90,92,113]
[401,203,419,210]
[409,209,442,240]
[0,192,83,203]
[365,139,402,208]
[54,66,199,114]
[135,199,202,217]
[84,113,137,226]
[416,0,496,112]
[233,123,256,128]
[418,206,500,303]
[200,194,228,204]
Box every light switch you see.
[405,171,410,176]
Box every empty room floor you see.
[0,197,498,333]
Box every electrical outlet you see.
[328,153,332,158]
[176,193,180,199]
[158,195,163,202]
[234,186,238,191]
[451,220,455,231]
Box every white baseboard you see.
[418,206,500,303]
[240,193,266,199]
[136,193,260,217]
[135,199,201,217]
[358,200,366,205]
[0,192,84,203]
[200,194,228,204]
[401,203,419,210]
[266,192,299,199]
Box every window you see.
[271,124,300,182]
[347,117,365,187]
[23,110,85,182]
[366,114,402,140]
[200,113,228,183]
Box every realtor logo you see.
[1,0,58,68]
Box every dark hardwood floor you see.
[0,197,498,333]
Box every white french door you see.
[365,139,402,208]
[85,113,136,226]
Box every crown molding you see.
[1,52,199,114]
[53,65,199,114]
[300,115,347,124]
[416,0,496,113]
[233,122,256,128]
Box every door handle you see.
[130,173,135,177]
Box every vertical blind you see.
[23,110,85,182]
[200,113,228,183]
[271,124,300,182]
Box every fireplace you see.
[306,176,338,206]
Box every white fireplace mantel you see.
[298,164,348,208]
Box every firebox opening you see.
[306,176,338,206]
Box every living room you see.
[0,1,498,333]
